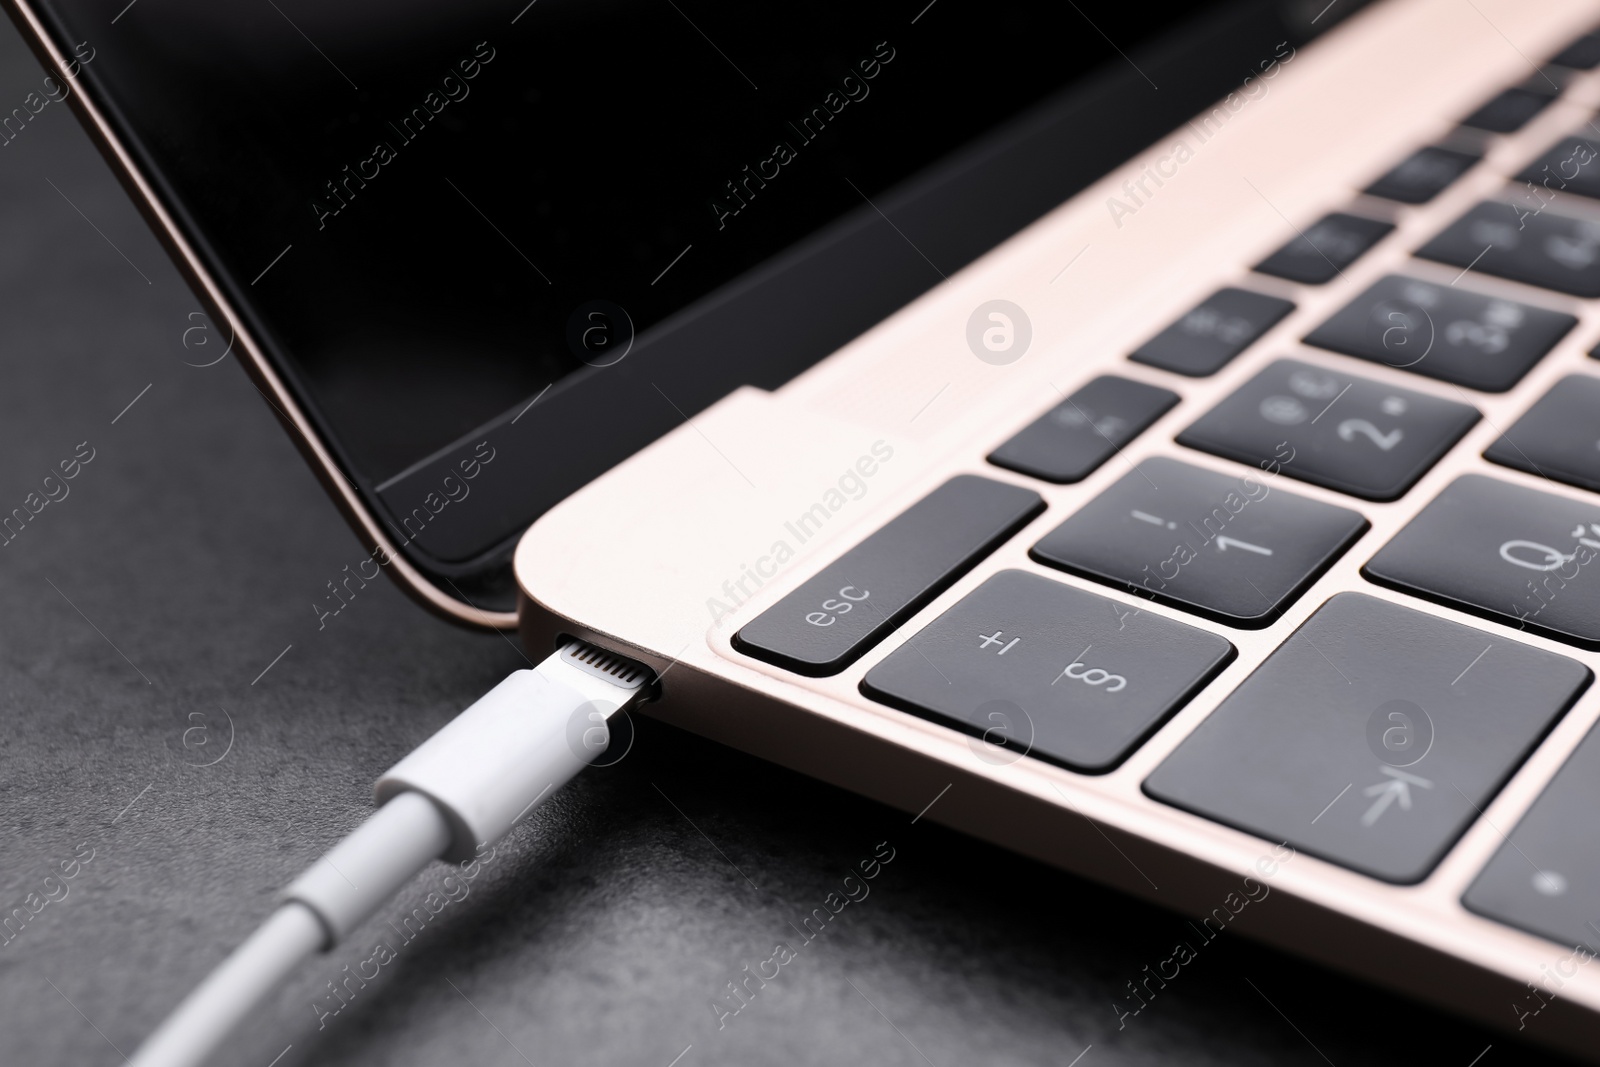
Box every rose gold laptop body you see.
[512,0,1600,1057]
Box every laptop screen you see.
[20,0,1371,580]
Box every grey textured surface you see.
[0,17,1575,1067]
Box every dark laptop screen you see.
[16,0,1373,587]
[31,1,1328,470]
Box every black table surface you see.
[0,19,1578,1067]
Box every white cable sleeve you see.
[128,901,324,1067]
[130,795,449,1067]
[375,660,631,861]
[128,639,652,1067]
[282,790,453,943]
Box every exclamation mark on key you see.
[1131,510,1179,530]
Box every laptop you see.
[11,0,1600,1058]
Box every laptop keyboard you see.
[861,569,1234,773]
[1302,274,1577,390]
[734,24,1600,955]
[732,475,1043,676]
[1128,287,1296,376]
[1363,144,1482,204]
[1364,475,1600,648]
[1145,593,1590,884]
[1466,719,1600,951]
[1029,456,1369,627]
[1175,358,1480,501]
[987,376,1178,483]
[1485,373,1600,492]
[1515,133,1600,198]
[1253,211,1395,284]
[1417,199,1600,296]
[1461,81,1560,133]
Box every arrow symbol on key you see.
[1360,766,1432,827]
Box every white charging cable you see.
[129,640,652,1067]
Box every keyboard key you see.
[1416,200,1600,298]
[1464,721,1600,954]
[1145,593,1590,883]
[1552,31,1600,71]
[1365,145,1481,204]
[1303,274,1575,393]
[1030,456,1368,627]
[1254,212,1394,285]
[861,570,1234,772]
[1364,475,1600,649]
[733,476,1044,676]
[1129,288,1295,377]
[989,376,1178,484]
[1485,375,1600,494]
[1461,85,1557,133]
[1514,134,1600,200]
[1177,359,1479,502]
